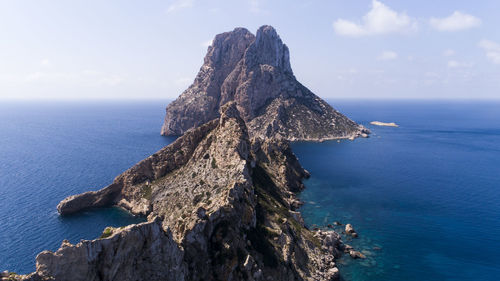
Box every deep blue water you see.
[294,100,500,281]
[1,100,499,280]
[0,100,175,274]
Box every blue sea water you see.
[294,100,500,281]
[0,100,499,280]
[0,100,175,274]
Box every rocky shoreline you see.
[8,102,352,281]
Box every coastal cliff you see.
[15,103,343,281]
[161,26,368,141]
[7,26,370,281]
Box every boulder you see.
[349,250,367,259]
[345,223,358,237]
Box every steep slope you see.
[15,103,343,281]
[161,25,369,141]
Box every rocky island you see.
[370,121,399,127]
[161,25,369,141]
[9,26,368,281]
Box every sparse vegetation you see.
[141,184,152,200]
[211,158,217,169]
[100,227,114,239]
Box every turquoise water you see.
[1,100,499,280]
[294,100,500,281]
[0,101,174,274]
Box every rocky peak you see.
[244,25,292,75]
[206,27,254,68]
[199,27,255,95]
[161,25,369,140]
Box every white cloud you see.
[201,39,213,48]
[377,51,398,60]
[447,60,472,68]
[40,59,51,67]
[447,60,460,68]
[333,0,417,37]
[248,0,268,14]
[167,0,194,13]
[478,40,500,64]
[100,75,125,86]
[430,11,481,31]
[249,0,259,12]
[443,49,456,57]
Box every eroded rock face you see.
[35,219,186,281]
[17,102,343,281]
[161,25,368,141]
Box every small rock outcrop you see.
[345,223,358,238]
[16,102,343,281]
[349,250,366,259]
[370,121,398,127]
[161,25,368,141]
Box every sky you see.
[0,0,499,100]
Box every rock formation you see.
[15,102,343,281]
[161,26,368,141]
[8,26,371,281]
[345,223,358,238]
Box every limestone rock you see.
[161,25,368,141]
[18,102,343,281]
[349,250,366,259]
[345,223,358,237]
[35,219,185,281]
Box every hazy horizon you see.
[1,0,499,100]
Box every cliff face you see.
[18,102,343,281]
[161,25,368,141]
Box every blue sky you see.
[0,0,499,100]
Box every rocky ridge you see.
[161,25,369,141]
[14,102,344,281]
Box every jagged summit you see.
[161,25,368,141]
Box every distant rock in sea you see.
[161,25,369,141]
[370,121,399,127]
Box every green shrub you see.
[100,227,114,239]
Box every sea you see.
[1,100,499,280]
